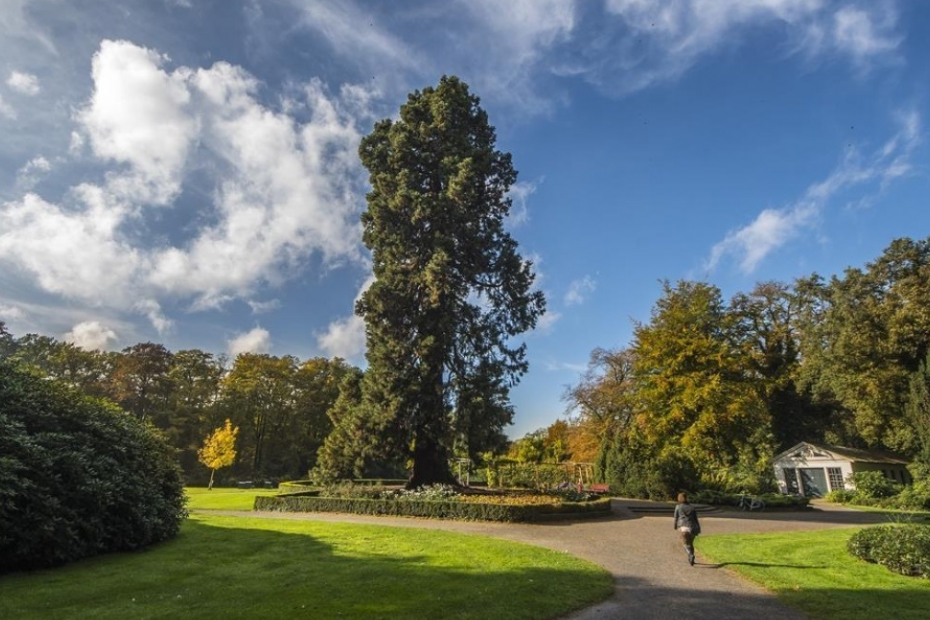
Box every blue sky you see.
[1,0,928,438]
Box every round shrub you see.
[848,524,930,578]
[0,362,187,573]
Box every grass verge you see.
[185,486,279,510]
[697,527,930,620]
[0,513,612,620]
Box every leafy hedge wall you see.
[0,362,187,573]
[254,493,612,522]
[848,524,930,578]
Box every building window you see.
[827,467,844,491]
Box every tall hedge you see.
[0,362,187,572]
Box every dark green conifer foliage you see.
[356,76,545,487]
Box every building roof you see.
[773,441,910,465]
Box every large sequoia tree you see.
[355,76,545,487]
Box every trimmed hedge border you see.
[254,494,613,523]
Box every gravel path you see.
[203,499,891,619]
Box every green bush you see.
[825,489,858,504]
[851,471,902,499]
[892,479,930,511]
[599,443,699,500]
[0,362,187,573]
[848,524,930,578]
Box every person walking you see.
[673,492,701,566]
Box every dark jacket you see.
[673,502,701,535]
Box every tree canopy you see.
[354,76,545,487]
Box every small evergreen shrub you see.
[0,362,187,573]
[848,524,930,578]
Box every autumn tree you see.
[198,419,239,490]
[564,347,637,463]
[355,76,545,487]
[630,280,773,489]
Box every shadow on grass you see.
[0,517,613,620]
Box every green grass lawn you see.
[0,512,613,620]
[698,527,930,620]
[185,486,280,510]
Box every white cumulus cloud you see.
[317,274,373,360]
[0,39,371,329]
[64,320,118,351]
[228,326,271,357]
[76,40,197,205]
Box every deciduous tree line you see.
[558,236,930,496]
[0,326,354,483]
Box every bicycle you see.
[738,493,765,511]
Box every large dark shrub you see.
[848,524,930,578]
[599,440,700,500]
[0,362,187,573]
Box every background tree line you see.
[544,236,930,497]
[0,324,355,484]
[4,235,929,494]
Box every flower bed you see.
[253,484,612,523]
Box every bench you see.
[588,484,610,494]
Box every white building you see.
[772,442,912,497]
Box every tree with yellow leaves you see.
[198,419,239,490]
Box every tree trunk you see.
[208,468,215,490]
[408,434,454,488]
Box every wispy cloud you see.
[0,303,25,321]
[248,299,281,314]
[706,109,921,274]
[564,276,596,306]
[506,180,540,228]
[543,358,587,373]
[558,0,903,95]
[15,156,51,190]
[535,310,562,334]
[7,71,41,95]
[0,93,15,119]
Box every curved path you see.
[206,499,891,619]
